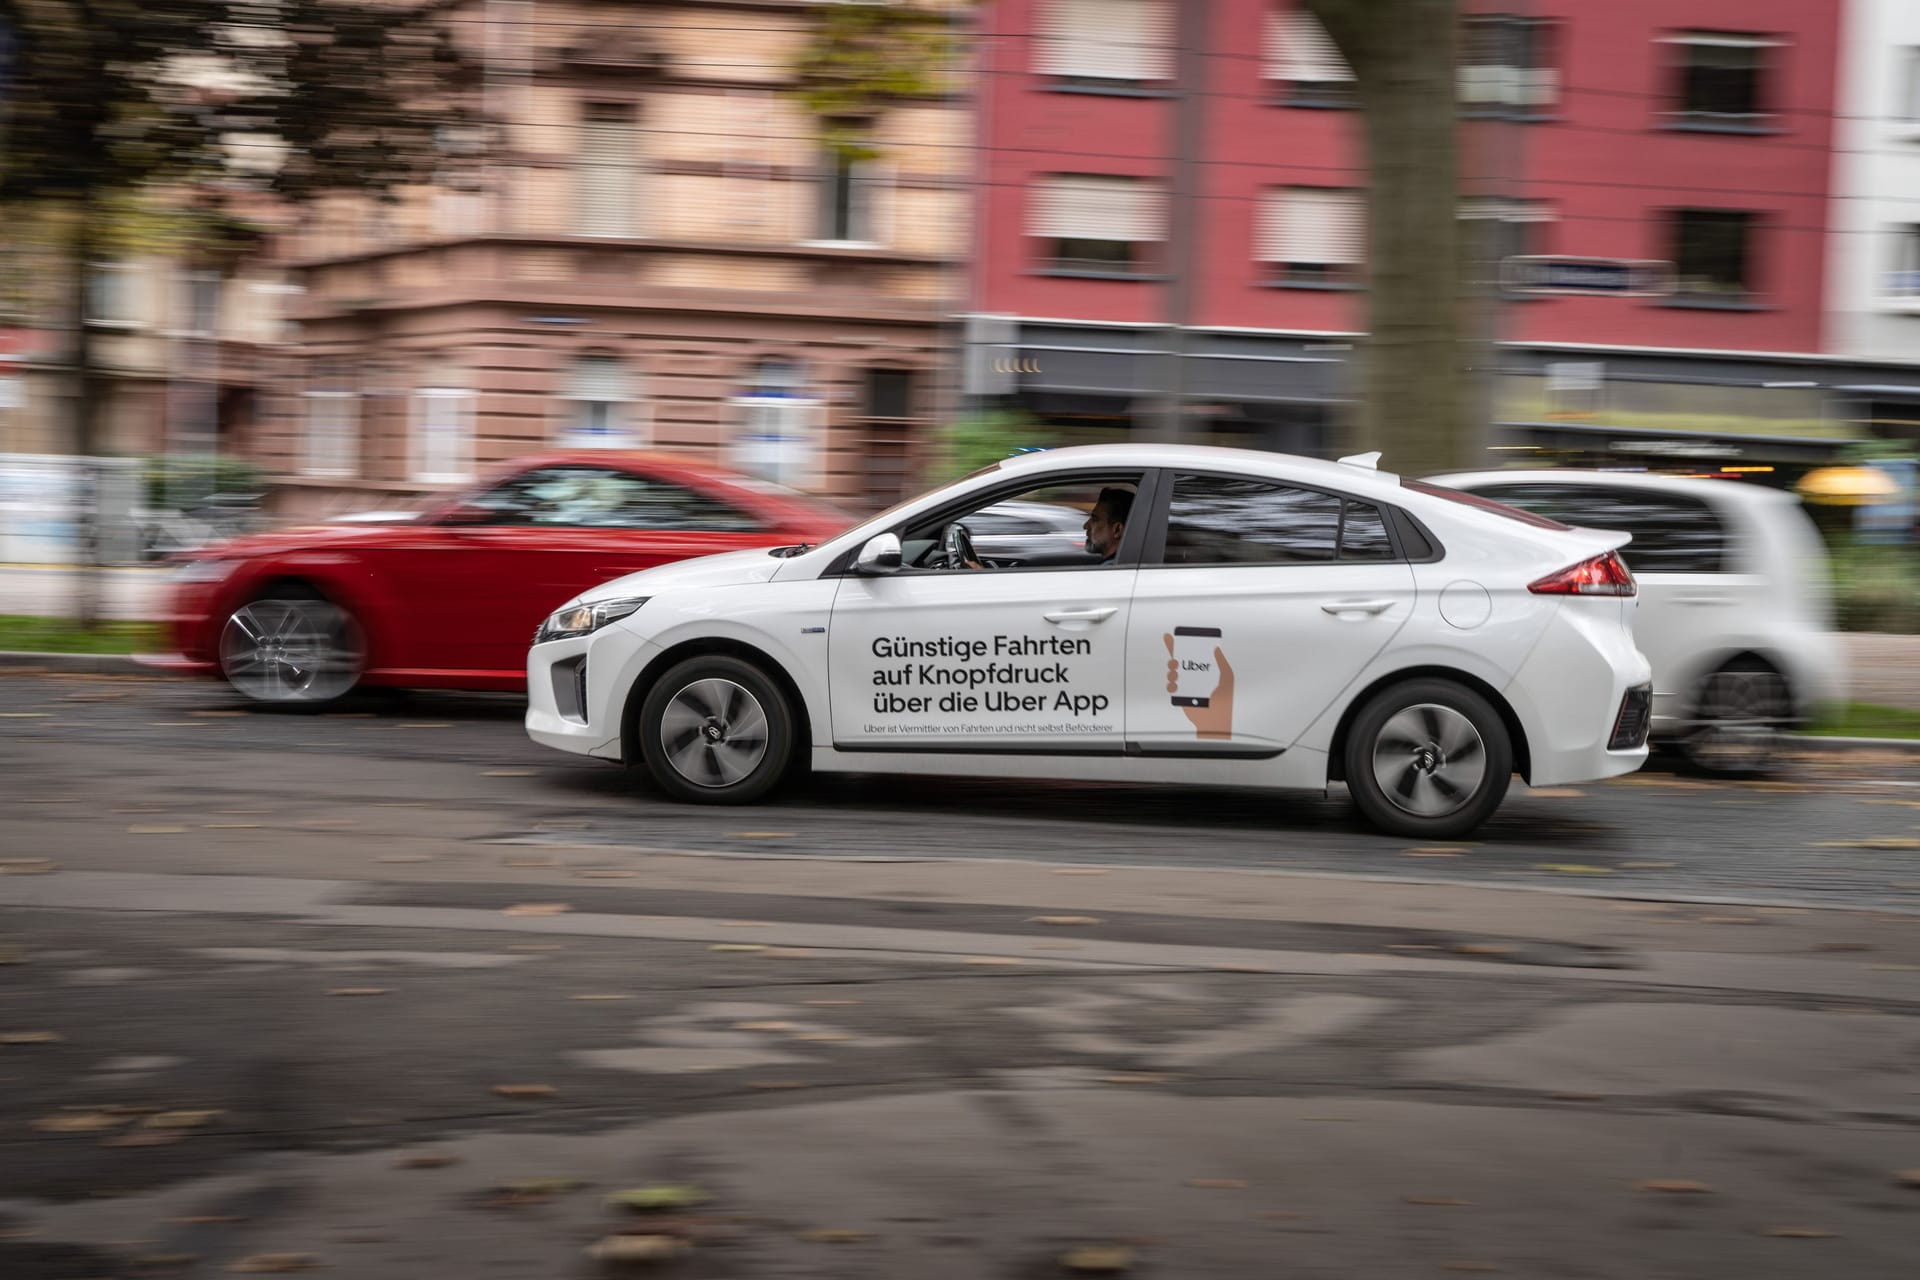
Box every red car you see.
[150,452,854,705]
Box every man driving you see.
[1083,487,1133,563]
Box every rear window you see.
[1400,479,1573,531]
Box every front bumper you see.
[524,623,658,761]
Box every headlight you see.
[173,559,236,585]
[536,597,649,644]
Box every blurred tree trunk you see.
[1305,0,1470,477]
[69,198,103,627]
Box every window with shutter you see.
[304,359,359,478]
[1460,16,1559,117]
[562,354,642,448]
[413,387,475,484]
[578,103,638,237]
[1032,175,1165,275]
[1662,32,1781,130]
[1035,0,1173,88]
[1258,188,1364,287]
[1265,9,1354,108]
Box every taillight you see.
[1529,551,1637,597]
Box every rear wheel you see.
[638,655,796,804]
[1344,679,1513,839]
[1676,657,1790,777]
[218,586,364,708]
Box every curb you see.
[1786,733,1920,755]
[0,650,153,675]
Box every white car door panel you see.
[1125,563,1417,752]
[828,569,1135,752]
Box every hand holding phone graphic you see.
[1164,628,1234,740]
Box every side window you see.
[900,473,1143,569]
[1162,475,1398,565]
[468,467,762,531]
[1475,484,1728,574]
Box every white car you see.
[1434,470,1844,774]
[526,445,1652,838]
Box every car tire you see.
[639,655,795,805]
[1675,657,1789,778]
[1344,678,1514,839]
[217,584,365,709]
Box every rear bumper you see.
[1504,601,1652,786]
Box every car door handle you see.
[1321,598,1396,616]
[1042,606,1118,624]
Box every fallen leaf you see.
[1102,1073,1168,1085]
[190,709,247,717]
[226,1254,319,1273]
[0,859,56,875]
[375,853,432,863]
[1814,942,1873,953]
[798,1228,869,1243]
[1528,788,1586,798]
[1534,864,1614,875]
[1620,861,1677,869]
[733,1020,798,1032]
[718,920,774,928]
[750,1080,808,1090]
[1759,1227,1836,1239]
[502,903,570,917]
[608,1185,711,1213]
[34,1112,128,1133]
[804,999,860,1006]
[571,994,633,1002]
[575,869,637,879]
[1815,837,1920,850]
[728,831,794,839]
[491,1084,557,1100]
[1052,868,1109,876]
[1451,943,1514,956]
[1030,941,1083,950]
[1187,1179,1249,1190]
[1210,963,1277,974]
[1060,1244,1134,1273]
[795,1031,852,1043]
[504,857,559,869]
[103,1130,185,1148]
[1029,915,1102,926]
[482,769,537,777]
[709,943,766,953]
[128,826,188,835]
[964,956,1022,966]
[326,987,391,998]
[509,943,564,952]
[1636,1179,1713,1194]
[506,1176,587,1196]
[1404,1196,1472,1206]
[1405,847,1465,858]
[1695,916,1761,925]
[762,947,815,958]
[205,823,262,830]
[1893,1168,1920,1188]
[143,1110,223,1130]
[586,1234,688,1265]
[394,722,453,729]
[395,1154,459,1169]
[0,1030,63,1044]
[0,711,51,718]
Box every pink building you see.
[967,0,1878,469]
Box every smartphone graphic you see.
[1170,626,1223,708]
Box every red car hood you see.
[176,522,424,562]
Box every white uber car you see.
[527,445,1652,838]
[1434,470,1843,774]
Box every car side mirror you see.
[854,532,903,575]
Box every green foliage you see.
[792,2,959,160]
[142,453,264,509]
[1829,541,1920,634]
[0,614,164,654]
[934,410,1054,481]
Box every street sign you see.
[1503,256,1675,297]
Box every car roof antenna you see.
[1338,451,1382,470]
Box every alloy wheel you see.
[219,598,363,704]
[659,677,770,788]
[1371,703,1488,818]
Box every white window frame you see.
[411,386,475,485]
[809,149,891,248]
[1264,9,1354,107]
[1888,225,1920,302]
[86,262,141,329]
[559,355,647,449]
[1258,187,1365,287]
[1035,0,1173,86]
[577,104,640,238]
[303,390,359,479]
[1661,31,1783,127]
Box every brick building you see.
[257,0,971,519]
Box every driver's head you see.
[1085,487,1134,561]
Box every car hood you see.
[181,521,429,560]
[573,548,788,604]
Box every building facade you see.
[1827,0,1920,448]
[967,0,1914,475]
[256,0,971,519]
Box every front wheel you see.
[218,590,365,708]
[1344,679,1513,839]
[638,656,796,804]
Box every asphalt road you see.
[5,670,1920,1279]
[3,671,1920,911]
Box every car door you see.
[1466,483,1740,725]
[1123,472,1417,754]
[827,473,1143,753]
